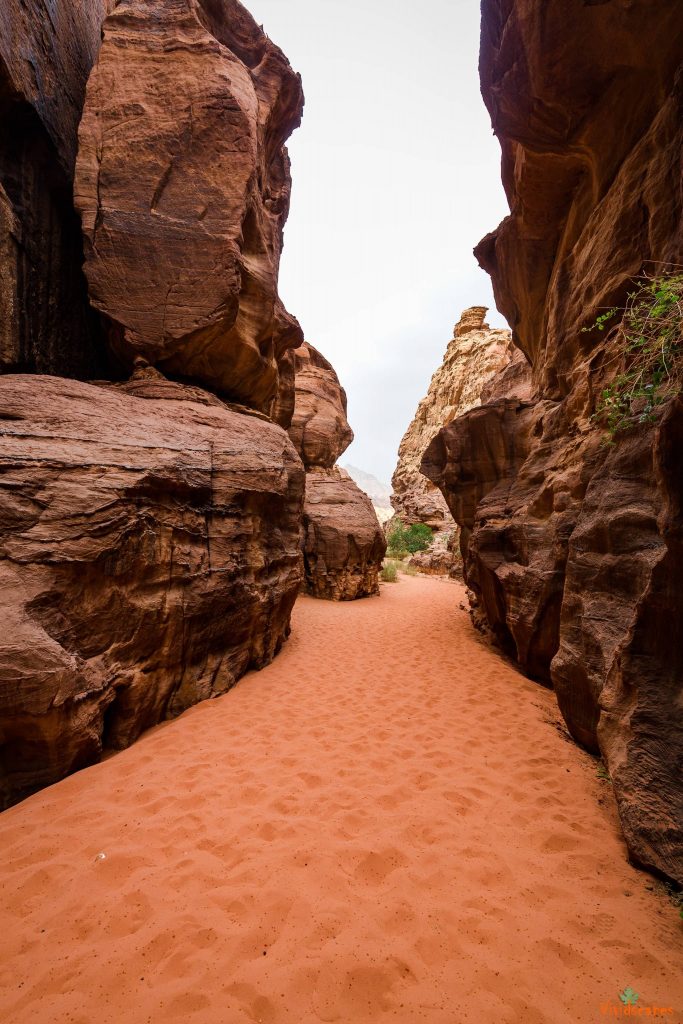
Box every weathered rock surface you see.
[0,375,304,808]
[0,0,110,175]
[0,0,111,376]
[287,344,354,466]
[0,1,312,808]
[408,532,461,579]
[424,1,683,882]
[302,468,386,600]
[74,0,304,415]
[392,308,524,577]
[287,344,386,599]
[391,308,517,529]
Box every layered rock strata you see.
[423,0,683,882]
[288,344,386,599]
[74,0,304,416]
[391,308,526,576]
[0,375,304,808]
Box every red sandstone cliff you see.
[74,0,304,416]
[0,374,304,807]
[423,0,683,882]
[0,0,307,807]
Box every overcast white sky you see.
[247,0,510,482]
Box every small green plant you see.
[584,270,683,438]
[380,561,398,583]
[619,989,639,1007]
[596,761,611,783]
[584,308,618,332]
[386,522,433,556]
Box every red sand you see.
[1,576,681,1023]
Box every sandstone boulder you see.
[425,0,683,881]
[287,344,354,467]
[342,465,393,525]
[74,0,304,415]
[0,375,304,808]
[302,468,386,601]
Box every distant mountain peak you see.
[342,465,393,522]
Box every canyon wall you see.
[0,0,307,806]
[423,0,683,882]
[289,344,386,599]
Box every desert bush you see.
[386,522,433,555]
[584,269,683,437]
[380,561,398,582]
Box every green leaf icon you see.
[619,988,639,1005]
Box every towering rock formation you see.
[391,307,520,529]
[423,1,683,882]
[289,344,386,599]
[74,0,303,416]
[0,1,307,806]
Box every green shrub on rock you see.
[584,270,683,438]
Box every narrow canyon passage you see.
[1,578,681,1024]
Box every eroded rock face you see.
[0,0,111,376]
[302,468,386,600]
[408,532,461,579]
[287,344,354,466]
[0,0,110,175]
[425,1,683,881]
[287,344,385,599]
[391,308,517,529]
[0,375,304,808]
[74,0,304,415]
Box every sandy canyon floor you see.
[1,576,681,1023]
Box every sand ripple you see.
[0,577,681,1022]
